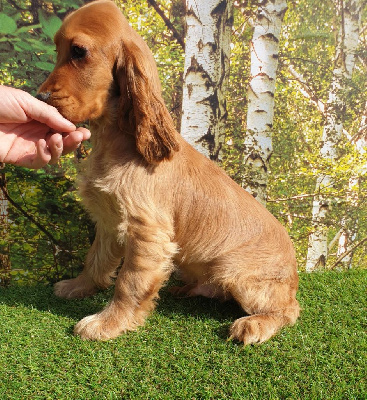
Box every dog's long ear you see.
[115,41,179,164]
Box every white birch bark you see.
[241,0,288,206]
[0,171,11,285]
[337,100,367,268]
[305,0,362,272]
[181,0,233,161]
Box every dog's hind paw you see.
[229,314,281,346]
[54,277,98,299]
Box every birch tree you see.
[287,48,366,269]
[0,170,10,286]
[305,0,362,272]
[336,99,367,268]
[241,0,288,205]
[181,0,233,161]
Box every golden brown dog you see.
[38,0,300,344]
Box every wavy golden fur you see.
[38,0,300,344]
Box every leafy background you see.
[0,0,366,286]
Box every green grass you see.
[0,271,366,399]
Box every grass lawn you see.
[0,270,366,399]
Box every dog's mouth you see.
[36,92,86,125]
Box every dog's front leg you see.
[54,225,124,299]
[74,221,177,340]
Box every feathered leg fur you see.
[74,218,177,340]
[54,225,124,299]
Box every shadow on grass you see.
[157,285,245,340]
[0,278,245,340]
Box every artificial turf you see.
[0,270,366,399]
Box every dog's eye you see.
[70,45,87,60]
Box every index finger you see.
[21,92,77,133]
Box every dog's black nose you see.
[36,92,51,102]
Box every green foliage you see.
[3,162,94,284]
[221,5,253,182]
[0,0,366,285]
[222,0,367,269]
[0,0,184,284]
[0,13,17,34]
[0,0,83,89]
[268,0,367,268]
[0,271,366,398]
[0,0,90,284]
[116,0,184,126]
[38,10,62,40]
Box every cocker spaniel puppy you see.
[37,0,300,344]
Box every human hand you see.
[0,86,91,169]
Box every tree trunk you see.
[241,0,288,206]
[180,0,233,161]
[337,99,367,268]
[0,169,11,286]
[305,0,362,272]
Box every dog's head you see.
[38,0,179,163]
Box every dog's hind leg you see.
[228,271,300,345]
[74,219,177,340]
[54,225,124,299]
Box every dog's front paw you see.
[74,312,125,341]
[54,276,97,299]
